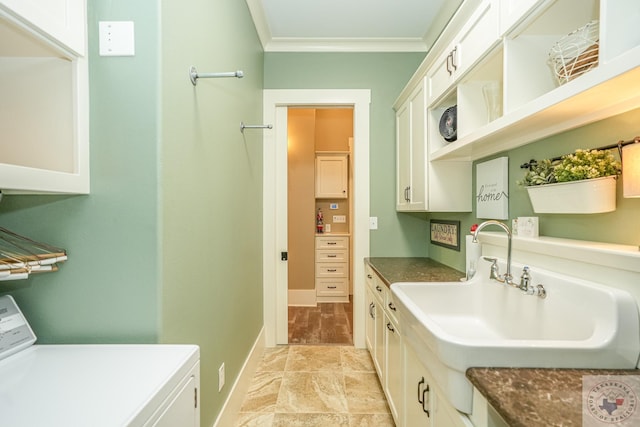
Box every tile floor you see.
[236,345,395,426]
[288,299,353,345]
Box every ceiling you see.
[245,0,464,52]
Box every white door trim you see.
[262,89,371,348]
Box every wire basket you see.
[548,20,599,85]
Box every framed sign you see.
[430,220,460,251]
[476,157,509,219]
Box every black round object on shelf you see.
[439,105,457,142]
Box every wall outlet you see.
[333,215,346,223]
[218,363,225,391]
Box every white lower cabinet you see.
[404,342,473,427]
[385,311,403,423]
[365,262,473,427]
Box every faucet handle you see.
[519,266,531,291]
[482,256,500,281]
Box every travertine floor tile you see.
[344,372,390,414]
[236,412,274,427]
[258,346,290,372]
[348,413,395,426]
[340,347,375,372]
[276,371,348,413]
[240,371,284,413]
[286,345,342,372]
[273,412,350,426]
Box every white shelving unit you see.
[395,0,640,200]
[0,0,89,194]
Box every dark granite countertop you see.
[364,257,640,427]
[365,257,464,287]
[467,368,640,426]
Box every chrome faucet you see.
[472,220,516,287]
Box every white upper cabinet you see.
[315,153,348,199]
[0,0,86,55]
[0,1,88,194]
[427,0,500,105]
[499,0,544,36]
[399,0,640,165]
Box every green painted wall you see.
[0,1,263,425]
[159,0,264,424]
[264,52,429,257]
[427,107,640,272]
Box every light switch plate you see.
[369,217,378,230]
[99,21,135,56]
[333,215,346,223]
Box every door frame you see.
[262,89,371,348]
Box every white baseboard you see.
[287,289,317,307]
[212,327,265,427]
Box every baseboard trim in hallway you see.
[213,327,266,427]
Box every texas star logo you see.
[587,380,637,423]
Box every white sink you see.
[391,262,640,413]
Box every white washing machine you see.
[0,296,200,426]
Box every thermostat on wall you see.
[0,295,36,361]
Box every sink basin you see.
[391,264,640,413]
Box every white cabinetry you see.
[364,264,403,425]
[398,0,640,183]
[0,0,88,194]
[365,262,473,427]
[404,343,472,427]
[396,80,471,212]
[426,0,500,104]
[315,153,348,199]
[385,291,403,424]
[315,235,349,302]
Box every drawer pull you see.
[367,274,372,279]
[388,302,396,311]
[327,269,337,272]
[375,285,382,293]
[327,254,337,258]
[369,302,375,318]
[327,242,337,245]
[386,322,395,333]
[328,286,337,289]
[417,377,425,404]
[422,385,431,416]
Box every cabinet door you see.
[396,100,412,210]
[404,344,433,427]
[0,0,86,55]
[500,0,543,36]
[455,0,500,78]
[397,83,427,211]
[365,285,376,352]
[427,45,457,104]
[373,295,385,378]
[385,313,403,425]
[315,154,348,198]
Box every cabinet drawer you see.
[316,236,349,250]
[316,264,348,278]
[316,249,348,263]
[316,278,348,296]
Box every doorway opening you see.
[287,107,354,344]
[262,89,370,348]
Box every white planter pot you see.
[525,175,617,214]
